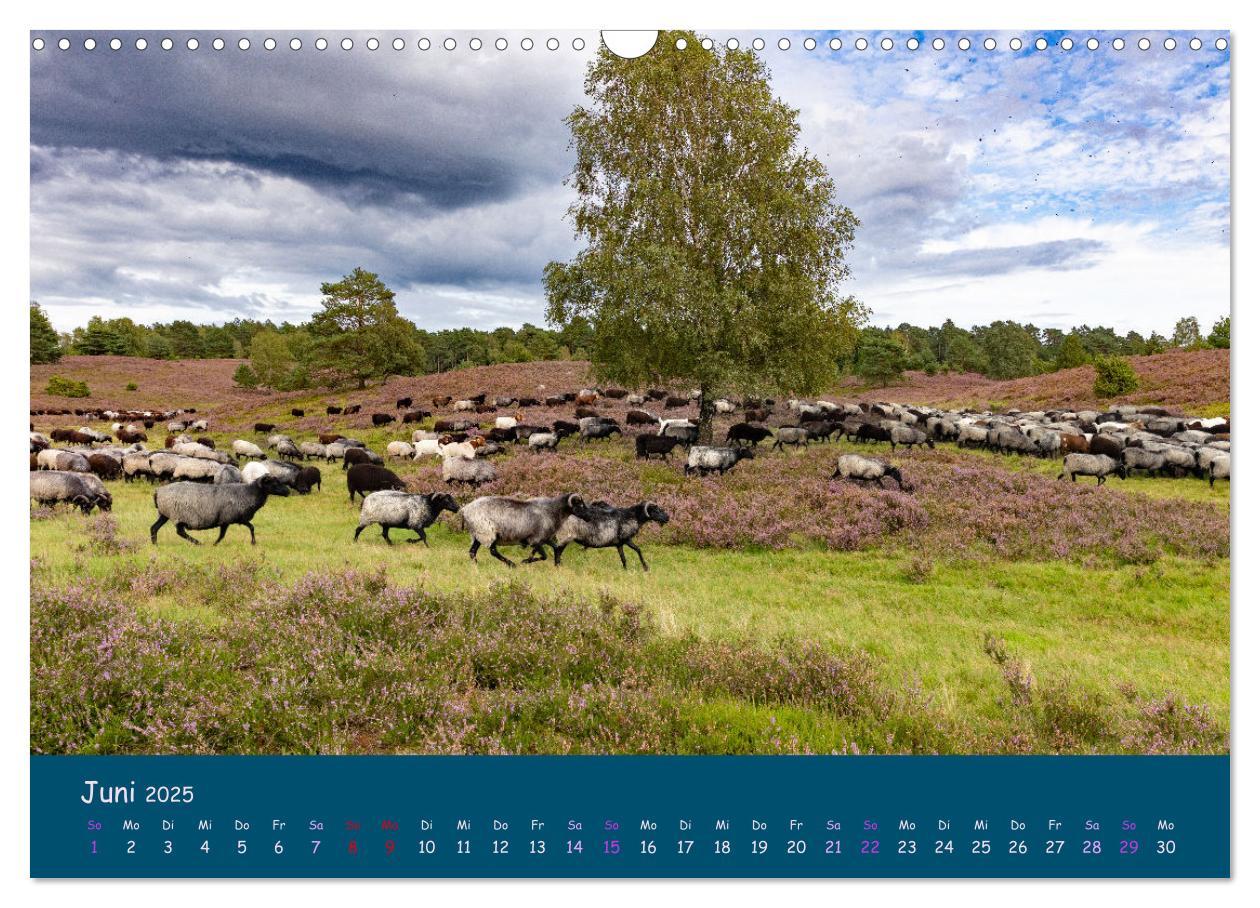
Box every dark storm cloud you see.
[30,31,587,210]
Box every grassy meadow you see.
[30,397,1230,755]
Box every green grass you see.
[31,458,1230,738]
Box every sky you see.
[29,29,1231,337]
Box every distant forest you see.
[30,301,1229,391]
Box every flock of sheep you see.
[29,386,1229,569]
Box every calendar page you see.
[27,25,1231,880]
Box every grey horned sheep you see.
[830,454,907,491]
[552,501,670,570]
[354,490,460,545]
[30,470,113,513]
[150,475,291,545]
[458,493,590,567]
[1058,453,1127,485]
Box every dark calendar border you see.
[31,755,1229,878]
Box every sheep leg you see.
[627,541,649,571]
[353,524,366,541]
[244,522,257,544]
[614,545,629,569]
[212,525,229,545]
[552,543,566,566]
[468,539,481,561]
[175,522,201,545]
[488,541,516,568]
[381,526,393,545]
[408,529,428,546]
[522,545,549,564]
[149,514,168,543]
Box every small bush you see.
[45,375,90,398]
[125,381,138,391]
[1093,356,1139,398]
[232,363,260,389]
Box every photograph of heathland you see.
[30,31,1229,755]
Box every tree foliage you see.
[1207,316,1230,349]
[544,30,865,439]
[30,303,62,364]
[853,330,908,387]
[309,268,423,389]
[1093,356,1140,398]
[45,375,90,398]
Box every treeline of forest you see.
[849,315,1230,386]
[31,298,1230,391]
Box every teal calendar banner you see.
[30,756,1229,878]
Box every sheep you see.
[413,439,443,459]
[354,490,460,545]
[1208,453,1230,488]
[254,422,275,433]
[1121,446,1167,477]
[293,465,322,494]
[372,413,396,426]
[396,397,413,410]
[852,422,893,445]
[342,447,375,470]
[771,427,810,450]
[151,475,290,545]
[86,452,122,480]
[831,454,907,491]
[326,406,343,416]
[275,439,303,462]
[241,459,301,487]
[325,442,349,462]
[233,439,266,462]
[267,433,293,450]
[726,423,774,447]
[37,449,91,473]
[957,424,990,448]
[441,455,498,486]
[290,408,305,418]
[343,404,362,415]
[453,399,477,412]
[1059,453,1127,485]
[432,395,453,408]
[318,432,345,445]
[438,440,480,461]
[660,422,699,445]
[299,441,328,461]
[889,424,935,451]
[30,471,112,513]
[581,420,622,442]
[635,434,681,460]
[172,456,229,484]
[123,451,154,483]
[386,441,416,459]
[527,432,560,452]
[626,409,658,426]
[148,452,181,482]
[346,463,406,502]
[685,446,754,477]
[402,409,429,424]
[213,464,245,485]
[494,416,519,431]
[552,500,670,570]
[459,493,590,567]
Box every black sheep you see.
[346,463,406,503]
[291,408,305,418]
[725,422,774,447]
[396,397,413,410]
[254,422,275,433]
[342,447,374,471]
[552,420,580,438]
[853,422,892,444]
[372,413,396,426]
[635,434,681,460]
[294,466,322,494]
[326,406,343,415]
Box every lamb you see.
[386,441,416,459]
[151,475,291,545]
[889,424,935,451]
[725,423,774,447]
[831,454,907,491]
[1208,453,1230,488]
[552,500,670,570]
[346,463,407,502]
[684,446,754,476]
[30,470,113,513]
[771,427,809,450]
[412,439,443,459]
[354,490,460,545]
[232,439,266,462]
[441,455,498,486]
[1058,453,1127,485]
[459,493,591,567]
